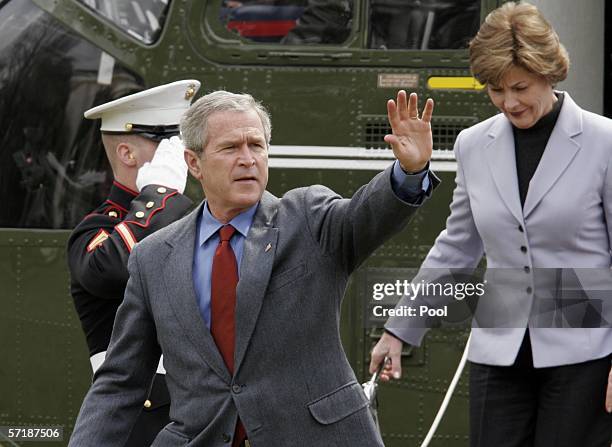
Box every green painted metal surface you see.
[0,0,513,445]
[0,231,90,446]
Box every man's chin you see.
[233,192,264,208]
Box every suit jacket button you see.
[518,225,524,232]
[520,246,527,253]
[222,433,231,443]
[135,211,145,219]
[143,399,152,408]
[232,384,242,394]
[157,187,167,194]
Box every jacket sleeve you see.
[385,132,485,346]
[303,163,439,274]
[601,143,612,324]
[67,185,192,299]
[68,248,160,447]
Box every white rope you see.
[420,333,472,447]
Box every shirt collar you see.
[107,180,138,212]
[199,201,259,245]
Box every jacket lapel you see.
[234,192,279,374]
[523,93,583,218]
[163,204,231,383]
[485,115,524,224]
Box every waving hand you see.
[384,91,434,173]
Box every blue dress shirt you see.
[193,161,429,327]
[193,202,258,328]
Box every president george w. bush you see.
[69,89,438,446]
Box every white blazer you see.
[388,93,612,367]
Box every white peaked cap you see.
[84,79,201,132]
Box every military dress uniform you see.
[68,79,200,446]
[68,179,192,445]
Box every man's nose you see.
[237,143,256,166]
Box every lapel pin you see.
[265,243,272,252]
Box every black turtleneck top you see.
[513,92,564,206]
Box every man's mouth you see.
[235,176,257,183]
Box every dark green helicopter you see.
[0,0,606,445]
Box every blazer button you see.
[232,384,242,394]
[518,225,524,232]
[524,266,530,273]
[222,433,231,443]
[526,287,533,294]
[520,246,527,253]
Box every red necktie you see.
[211,225,238,372]
[210,225,246,446]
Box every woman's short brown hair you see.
[469,2,569,86]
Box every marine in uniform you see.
[67,80,200,446]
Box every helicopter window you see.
[220,0,353,44]
[368,0,480,50]
[77,0,171,44]
[0,0,145,229]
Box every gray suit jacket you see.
[388,93,612,367]
[69,165,432,446]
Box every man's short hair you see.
[100,133,158,174]
[469,2,569,87]
[180,91,272,154]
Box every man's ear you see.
[185,148,203,181]
[116,142,137,167]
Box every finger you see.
[369,347,386,374]
[421,98,435,123]
[407,92,419,120]
[386,98,399,130]
[389,344,402,379]
[383,365,393,377]
[384,134,399,150]
[396,90,409,121]
[169,135,185,149]
[380,359,394,381]
[368,357,380,375]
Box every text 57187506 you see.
[0,426,63,441]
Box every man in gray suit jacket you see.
[68,89,438,446]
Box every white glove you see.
[136,136,188,194]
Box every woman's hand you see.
[370,331,404,381]
[385,90,434,173]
